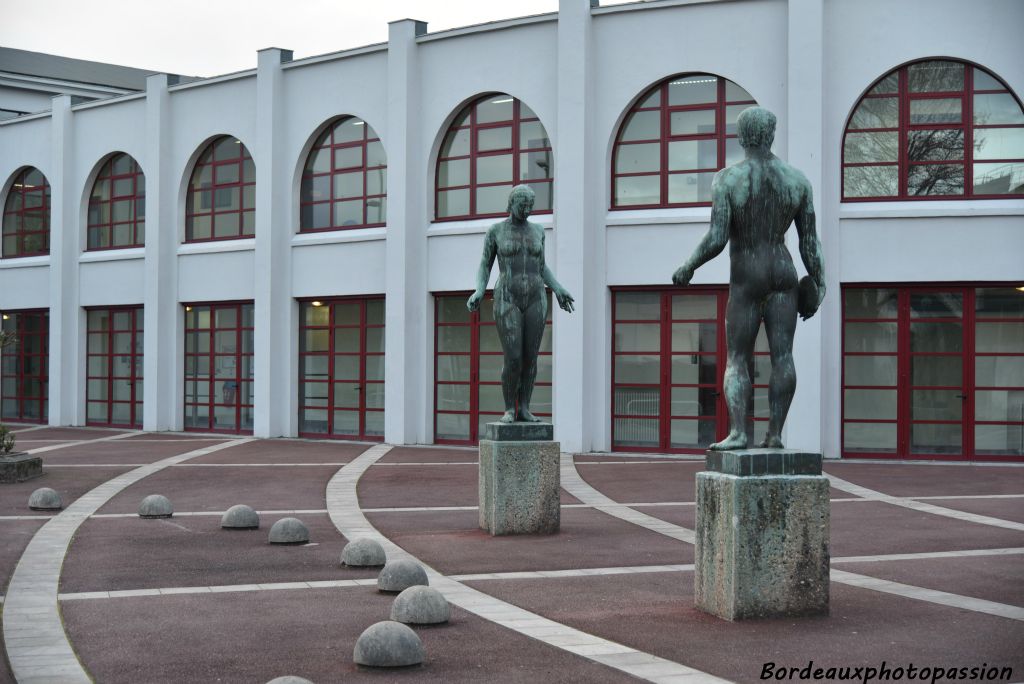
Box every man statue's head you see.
[737,107,776,150]
[507,184,536,219]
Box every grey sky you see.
[0,0,590,77]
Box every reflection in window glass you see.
[301,117,386,232]
[186,138,254,241]
[436,95,553,220]
[2,167,51,258]
[612,73,757,208]
[843,60,1024,200]
[183,302,254,433]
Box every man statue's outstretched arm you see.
[673,177,730,285]
[796,182,826,316]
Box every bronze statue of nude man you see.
[672,107,825,450]
[468,185,575,424]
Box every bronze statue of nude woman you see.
[468,185,575,424]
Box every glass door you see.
[906,290,968,457]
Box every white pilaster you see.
[384,19,428,445]
[143,74,180,431]
[554,0,600,453]
[785,0,827,454]
[253,48,294,438]
[47,95,81,426]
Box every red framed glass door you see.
[433,292,552,444]
[843,285,1024,461]
[298,297,384,441]
[0,309,48,423]
[612,288,766,453]
[183,302,254,434]
[86,307,143,428]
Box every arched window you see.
[2,168,50,258]
[300,117,386,231]
[436,94,553,220]
[842,59,1024,200]
[88,153,145,250]
[185,136,255,242]
[612,74,757,209]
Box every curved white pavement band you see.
[2,437,252,684]
[825,472,1024,532]
[559,453,1024,623]
[327,444,730,683]
[23,429,144,456]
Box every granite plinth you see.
[0,453,43,484]
[479,438,559,535]
[482,421,554,442]
[695,449,829,621]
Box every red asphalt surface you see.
[0,429,1021,683]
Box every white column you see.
[143,74,181,431]
[47,95,82,426]
[785,0,827,454]
[253,48,294,438]
[383,19,428,445]
[554,0,600,453]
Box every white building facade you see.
[1,0,1022,460]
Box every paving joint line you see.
[1,437,253,684]
[326,444,728,684]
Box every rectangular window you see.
[86,307,143,428]
[298,297,384,440]
[0,310,49,423]
[842,286,1024,461]
[434,292,552,444]
[183,302,254,434]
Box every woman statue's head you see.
[507,184,536,219]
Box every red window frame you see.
[435,95,553,221]
[86,306,143,428]
[842,59,1024,201]
[87,153,145,250]
[298,297,385,441]
[0,309,49,423]
[610,287,771,453]
[434,291,553,445]
[611,75,756,210]
[300,118,386,232]
[2,168,50,258]
[183,301,254,434]
[841,284,1024,462]
[185,137,255,242]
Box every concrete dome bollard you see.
[221,504,260,530]
[268,517,310,544]
[341,538,386,567]
[353,621,424,668]
[28,487,62,511]
[138,494,173,518]
[390,585,450,625]
[377,559,428,593]
[265,677,315,684]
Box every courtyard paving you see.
[1,426,1022,683]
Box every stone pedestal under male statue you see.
[673,107,830,620]
[469,184,573,535]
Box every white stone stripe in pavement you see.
[40,546,1024,603]
[563,452,1024,622]
[24,429,143,455]
[825,473,1024,532]
[89,508,330,519]
[1,437,252,684]
[559,452,697,544]
[830,569,1024,621]
[327,444,729,684]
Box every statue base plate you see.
[0,452,43,484]
[479,423,559,536]
[695,448,829,620]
